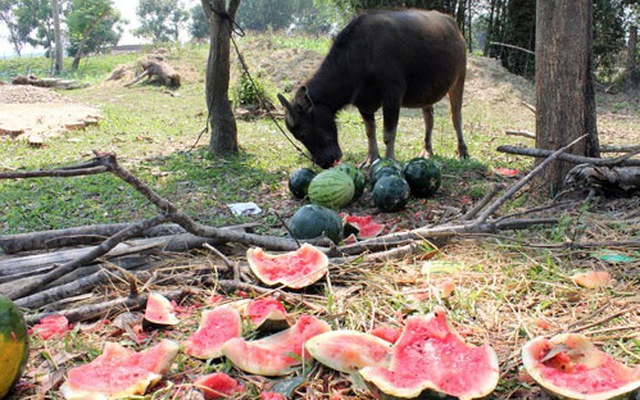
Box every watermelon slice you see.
[143,291,179,328]
[247,243,329,289]
[183,306,243,360]
[359,307,499,399]
[59,339,179,400]
[244,298,290,332]
[522,333,640,400]
[221,314,331,376]
[30,314,71,339]
[193,372,245,399]
[370,325,402,344]
[305,330,393,373]
[341,214,384,238]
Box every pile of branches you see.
[1,141,639,324]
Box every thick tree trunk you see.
[202,0,241,156]
[535,0,599,195]
[51,0,63,75]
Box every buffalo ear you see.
[277,93,298,128]
[294,86,313,113]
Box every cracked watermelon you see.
[522,333,640,400]
[221,314,331,376]
[193,372,245,399]
[183,306,243,360]
[248,243,329,289]
[306,330,393,373]
[143,291,179,328]
[359,307,499,399]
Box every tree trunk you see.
[202,0,241,156]
[535,0,599,195]
[71,10,110,71]
[627,24,637,71]
[51,0,63,75]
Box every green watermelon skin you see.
[289,204,343,244]
[402,158,441,198]
[288,168,317,199]
[333,162,366,199]
[308,170,355,209]
[369,158,402,184]
[372,175,410,212]
[0,294,28,399]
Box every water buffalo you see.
[277,9,468,169]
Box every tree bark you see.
[71,10,110,71]
[627,24,637,72]
[535,0,599,195]
[51,0,63,75]
[202,0,241,155]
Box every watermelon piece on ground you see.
[370,325,402,345]
[59,339,179,400]
[247,243,329,289]
[244,298,290,332]
[221,314,331,376]
[143,291,179,328]
[522,333,640,400]
[30,314,71,340]
[183,306,243,360]
[193,372,245,399]
[359,307,499,399]
[340,214,385,239]
[305,330,393,373]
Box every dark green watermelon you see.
[372,175,410,212]
[333,162,366,199]
[369,158,402,187]
[402,157,441,198]
[288,204,343,244]
[288,168,317,199]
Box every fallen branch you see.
[497,145,640,166]
[561,164,640,195]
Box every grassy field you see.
[1,34,639,400]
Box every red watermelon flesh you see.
[244,298,289,331]
[522,333,640,398]
[59,339,179,399]
[144,291,179,327]
[370,325,402,344]
[247,243,329,289]
[341,214,384,238]
[221,314,331,376]
[183,306,243,360]
[193,372,245,399]
[360,307,499,399]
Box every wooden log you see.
[563,164,640,194]
[497,145,640,166]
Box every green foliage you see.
[189,4,209,40]
[232,72,269,107]
[134,0,188,43]
[593,0,627,81]
[13,0,55,53]
[65,0,123,58]
[236,0,342,32]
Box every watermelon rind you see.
[244,298,290,332]
[402,157,441,198]
[372,175,411,212]
[333,162,366,199]
[221,314,331,376]
[288,204,343,244]
[247,243,329,289]
[306,330,393,374]
[0,294,28,399]
[193,372,245,399]
[183,306,243,360]
[359,307,500,400]
[522,333,640,400]
[143,291,179,328]
[288,168,317,199]
[308,169,355,209]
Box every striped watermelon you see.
[308,169,355,209]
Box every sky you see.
[0,0,171,58]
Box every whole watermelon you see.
[308,169,355,209]
[369,158,402,187]
[402,157,441,198]
[288,204,343,244]
[0,294,28,399]
[333,162,366,199]
[372,174,410,212]
[288,168,317,199]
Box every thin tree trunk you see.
[535,0,598,195]
[627,25,637,71]
[202,0,241,155]
[71,10,110,71]
[51,0,63,75]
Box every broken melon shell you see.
[143,291,179,328]
[183,306,243,360]
[59,339,179,400]
[193,372,245,399]
[247,243,329,289]
[244,298,290,332]
[359,307,500,400]
[522,333,640,400]
[221,314,331,376]
[305,330,393,373]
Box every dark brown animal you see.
[278,9,468,169]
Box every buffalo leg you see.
[420,105,435,157]
[449,76,469,158]
[360,110,379,165]
[382,99,401,160]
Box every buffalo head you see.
[277,87,342,169]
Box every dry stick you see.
[497,145,640,167]
[462,183,503,220]
[475,136,587,224]
[24,289,190,325]
[5,215,168,301]
[506,132,640,154]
